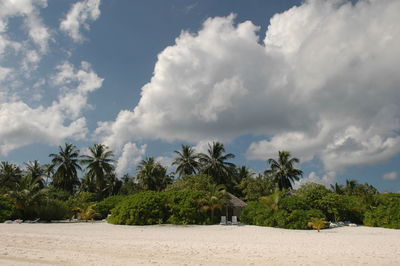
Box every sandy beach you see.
[0,223,399,266]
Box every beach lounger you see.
[232,216,239,225]
[220,216,227,225]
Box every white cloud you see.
[294,171,337,189]
[115,142,147,176]
[52,61,104,119]
[60,0,101,42]
[382,172,398,181]
[0,0,50,54]
[0,61,103,156]
[97,0,400,172]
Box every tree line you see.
[0,141,303,201]
[3,140,397,230]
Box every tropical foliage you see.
[172,145,199,177]
[198,142,235,186]
[0,195,15,222]
[108,191,168,225]
[49,143,81,193]
[265,151,302,190]
[0,141,398,230]
[308,217,329,232]
[136,157,172,191]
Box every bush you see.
[43,187,71,201]
[296,183,331,209]
[279,196,310,212]
[108,191,168,225]
[240,201,275,226]
[95,195,126,219]
[67,191,98,210]
[0,195,15,222]
[241,198,326,229]
[36,199,71,221]
[165,190,209,225]
[275,209,325,229]
[364,193,400,229]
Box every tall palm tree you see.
[42,163,54,187]
[172,145,199,177]
[136,157,172,192]
[0,161,22,192]
[198,142,236,185]
[81,144,115,194]
[265,151,303,190]
[24,160,45,188]
[49,143,82,193]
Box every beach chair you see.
[232,216,239,225]
[220,216,227,225]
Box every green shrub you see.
[67,191,98,210]
[296,183,331,209]
[36,199,70,221]
[288,209,324,229]
[279,196,310,212]
[240,201,275,226]
[241,198,326,229]
[43,187,71,201]
[108,191,167,225]
[0,195,15,222]
[95,195,126,219]
[364,193,400,229]
[165,190,209,225]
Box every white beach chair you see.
[232,216,239,225]
[220,216,227,225]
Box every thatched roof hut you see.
[226,192,247,208]
[225,193,247,221]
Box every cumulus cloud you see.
[96,0,400,172]
[115,142,147,176]
[0,61,103,156]
[60,0,101,42]
[294,171,337,189]
[382,172,398,181]
[52,61,104,119]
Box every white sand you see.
[0,223,399,265]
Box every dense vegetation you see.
[0,141,399,230]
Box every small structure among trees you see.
[225,192,247,222]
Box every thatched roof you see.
[226,192,247,208]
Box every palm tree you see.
[7,175,44,219]
[344,179,358,195]
[136,157,172,192]
[265,151,303,190]
[235,166,254,184]
[0,161,22,192]
[172,145,199,177]
[198,142,236,185]
[49,143,82,193]
[200,184,228,223]
[24,160,45,188]
[308,217,328,232]
[330,182,344,194]
[81,144,115,195]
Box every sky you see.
[0,0,399,192]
